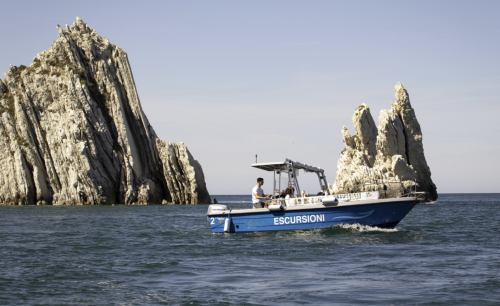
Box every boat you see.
[207,159,425,233]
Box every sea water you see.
[0,194,499,305]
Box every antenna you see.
[255,154,257,163]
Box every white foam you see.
[280,224,401,237]
[335,223,400,232]
[421,201,438,205]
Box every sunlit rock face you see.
[0,17,210,205]
[331,83,437,201]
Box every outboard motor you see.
[207,204,229,214]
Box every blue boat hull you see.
[208,200,418,233]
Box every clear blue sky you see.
[1,0,499,194]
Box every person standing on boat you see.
[252,177,271,208]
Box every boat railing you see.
[279,178,422,207]
[333,178,419,199]
[222,178,422,211]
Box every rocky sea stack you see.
[0,17,210,205]
[331,83,437,201]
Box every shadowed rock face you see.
[332,83,437,201]
[0,17,210,205]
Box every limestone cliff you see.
[0,17,210,205]
[331,83,437,201]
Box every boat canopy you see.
[251,159,328,196]
[251,160,323,173]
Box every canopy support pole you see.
[316,171,328,192]
[287,160,301,197]
[273,170,276,197]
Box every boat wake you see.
[277,224,402,237]
[333,223,400,232]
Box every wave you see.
[275,224,401,237]
[333,223,400,232]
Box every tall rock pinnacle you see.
[0,17,210,205]
[332,83,437,201]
